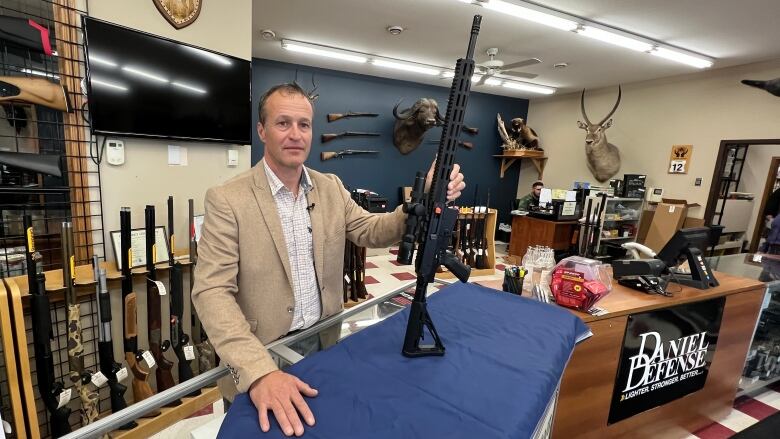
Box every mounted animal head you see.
[577,86,622,182]
[392,98,443,155]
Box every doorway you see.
[750,157,780,253]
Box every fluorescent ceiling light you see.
[183,46,232,66]
[483,0,578,32]
[122,66,169,83]
[88,54,118,67]
[282,40,367,63]
[484,78,502,86]
[172,81,207,94]
[577,26,653,52]
[371,59,440,76]
[651,47,713,69]
[91,78,128,91]
[21,68,59,79]
[502,81,555,95]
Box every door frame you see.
[749,156,780,253]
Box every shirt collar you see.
[263,159,314,196]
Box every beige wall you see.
[523,59,780,218]
[88,0,253,263]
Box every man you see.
[517,180,543,211]
[192,83,466,437]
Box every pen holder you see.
[503,273,525,295]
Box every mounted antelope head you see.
[577,85,622,182]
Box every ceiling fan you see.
[474,48,541,85]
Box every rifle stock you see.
[327,112,379,122]
[462,125,479,135]
[26,216,72,437]
[0,151,62,176]
[0,76,70,112]
[145,205,180,405]
[120,207,159,415]
[62,222,99,426]
[321,151,338,161]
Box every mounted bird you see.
[577,86,622,183]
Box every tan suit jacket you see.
[191,159,406,401]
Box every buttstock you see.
[320,133,338,143]
[0,76,70,112]
[461,141,474,149]
[326,113,343,122]
[124,293,137,337]
[321,151,338,161]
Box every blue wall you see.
[251,58,527,225]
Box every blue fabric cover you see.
[218,282,590,438]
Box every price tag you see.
[753,254,763,263]
[116,367,129,383]
[477,249,484,255]
[142,350,156,368]
[2,419,11,434]
[184,345,195,361]
[56,388,72,409]
[90,371,108,388]
[668,160,686,174]
[344,274,351,284]
[154,280,167,296]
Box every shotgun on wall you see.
[145,205,180,404]
[62,221,99,426]
[25,215,71,437]
[120,207,160,415]
[396,14,480,357]
[0,151,62,176]
[0,76,71,112]
[93,256,136,429]
[168,196,199,396]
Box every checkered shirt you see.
[263,160,321,331]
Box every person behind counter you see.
[191,82,467,437]
[517,180,544,211]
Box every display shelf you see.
[583,196,644,255]
[601,236,635,241]
[493,152,547,179]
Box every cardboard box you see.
[643,201,688,253]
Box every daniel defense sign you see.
[608,297,726,424]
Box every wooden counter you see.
[508,215,577,257]
[479,271,765,438]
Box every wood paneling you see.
[508,215,577,256]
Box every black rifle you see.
[475,192,489,269]
[0,151,62,176]
[0,16,54,55]
[62,222,99,425]
[168,196,199,396]
[327,112,379,122]
[119,208,159,413]
[93,256,136,429]
[320,131,380,143]
[189,199,217,377]
[145,205,180,404]
[25,215,71,437]
[397,15,480,357]
[465,185,479,267]
[320,149,378,161]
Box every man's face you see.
[533,185,543,197]
[257,91,313,170]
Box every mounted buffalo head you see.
[577,85,622,182]
[392,98,443,155]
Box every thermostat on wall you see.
[106,139,125,165]
[646,187,664,203]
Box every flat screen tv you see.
[83,17,251,144]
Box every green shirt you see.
[517,192,539,211]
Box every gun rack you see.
[438,209,498,279]
[493,151,547,179]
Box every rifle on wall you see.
[93,256,136,429]
[0,151,62,176]
[327,112,378,122]
[189,199,217,376]
[25,215,71,437]
[62,221,99,426]
[320,131,380,143]
[168,196,199,396]
[0,16,54,55]
[396,15,480,357]
[462,125,479,135]
[320,149,378,161]
[0,76,70,112]
[145,205,180,404]
[475,190,491,269]
[119,208,159,413]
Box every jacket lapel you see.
[306,178,325,283]
[251,160,293,289]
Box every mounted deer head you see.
[577,85,622,182]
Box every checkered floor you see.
[686,382,780,438]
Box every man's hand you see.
[249,370,318,437]
[425,161,466,202]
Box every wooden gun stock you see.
[0,76,70,112]
[327,112,379,122]
[461,141,473,149]
[321,133,339,143]
[327,113,345,122]
[321,151,338,161]
[124,352,161,416]
[462,125,479,135]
